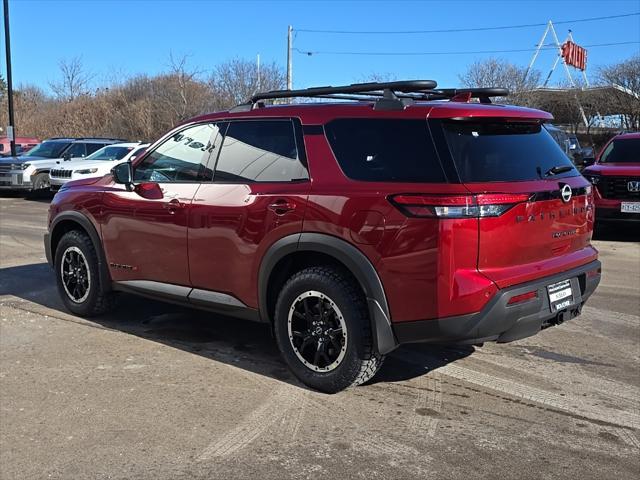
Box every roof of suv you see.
[44,138,128,143]
[190,101,553,125]
[188,80,553,125]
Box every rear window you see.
[443,120,578,182]
[600,138,639,164]
[325,119,446,183]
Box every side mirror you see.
[62,152,72,161]
[112,162,133,188]
[582,157,595,167]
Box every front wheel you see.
[274,266,384,393]
[54,230,115,316]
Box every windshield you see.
[86,145,134,161]
[600,138,640,163]
[24,141,71,158]
[442,120,578,182]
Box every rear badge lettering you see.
[551,229,577,238]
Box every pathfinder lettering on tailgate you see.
[516,205,592,223]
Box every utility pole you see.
[286,25,293,90]
[3,0,16,157]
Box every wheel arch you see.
[258,233,398,354]
[48,211,112,291]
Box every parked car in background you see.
[45,81,601,393]
[567,134,595,170]
[583,132,640,223]
[0,136,40,157]
[0,137,126,194]
[544,124,571,158]
[50,142,149,191]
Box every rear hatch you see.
[440,119,596,288]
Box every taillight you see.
[389,193,530,219]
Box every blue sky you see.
[2,0,639,92]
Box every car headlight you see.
[74,168,99,174]
[10,163,30,170]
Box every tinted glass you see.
[214,120,307,182]
[86,143,106,155]
[135,123,220,182]
[24,141,71,158]
[443,121,578,182]
[86,146,133,161]
[600,138,640,163]
[65,143,87,158]
[324,119,446,182]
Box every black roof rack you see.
[231,81,508,112]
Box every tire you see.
[274,266,384,393]
[54,230,115,316]
[32,172,50,192]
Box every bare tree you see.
[458,57,541,104]
[49,56,94,101]
[210,58,286,108]
[598,55,640,130]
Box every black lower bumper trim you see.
[393,260,601,345]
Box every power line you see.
[294,41,640,57]
[296,12,640,35]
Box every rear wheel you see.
[274,266,384,393]
[54,230,115,316]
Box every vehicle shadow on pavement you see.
[593,223,640,242]
[0,262,475,390]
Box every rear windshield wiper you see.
[544,165,574,177]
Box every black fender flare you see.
[258,232,398,354]
[47,211,112,291]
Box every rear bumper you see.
[393,260,601,345]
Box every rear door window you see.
[324,119,447,182]
[213,119,308,183]
[86,143,106,155]
[441,120,578,182]
[65,143,87,158]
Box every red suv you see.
[582,132,640,222]
[45,81,601,393]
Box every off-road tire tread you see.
[56,230,115,316]
[275,266,385,392]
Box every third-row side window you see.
[324,118,447,183]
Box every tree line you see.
[0,56,285,142]
[0,54,637,144]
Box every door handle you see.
[268,199,296,215]
[164,198,184,213]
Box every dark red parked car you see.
[45,81,601,392]
[582,132,640,223]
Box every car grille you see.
[50,169,73,179]
[0,165,11,173]
[598,176,640,200]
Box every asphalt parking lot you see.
[0,195,638,480]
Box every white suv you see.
[49,143,149,190]
[0,138,125,194]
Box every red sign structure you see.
[561,41,587,71]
